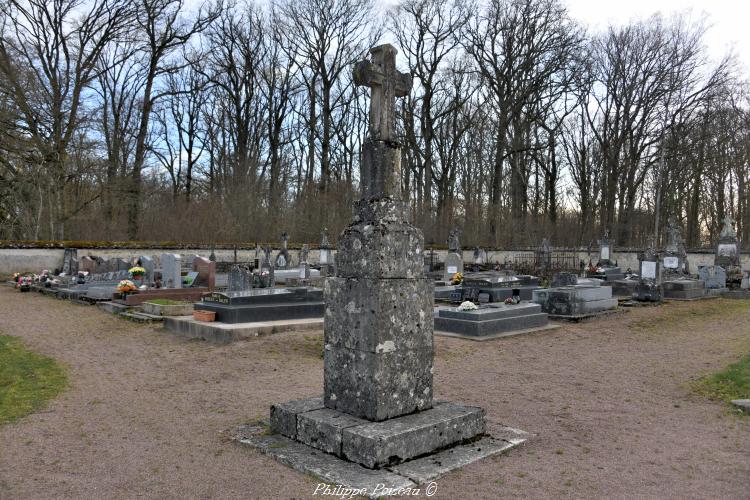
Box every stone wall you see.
[2,247,748,276]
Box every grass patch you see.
[145,299,188,306]
[693,355,750,404]
[632,299,750,333]
[0,335,67,424]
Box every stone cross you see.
[447,228,461,253]
[354,44,412,143]
[720,215,736,239]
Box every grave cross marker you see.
[354,44,412,143]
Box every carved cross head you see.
[354,44,412,142]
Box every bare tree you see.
[0,0,130,238]
[279,0,379,223]
[464,0,582,244]
[126,0,220,239]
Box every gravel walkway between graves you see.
[1,288,749,500]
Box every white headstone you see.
[161,253,182,289]
[663,256,679,269]
[444,252,463,281]
[641,261,657,280]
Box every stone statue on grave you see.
[320,228,331,249]
[281,232,289,250]
[448,228,461,253]
[720,215,737,239]
[300,244,309,264]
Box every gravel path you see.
[0,287,748,499]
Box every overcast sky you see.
[564,0,749,69]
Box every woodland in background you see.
[1,0,748,249]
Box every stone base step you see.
[96,301,131,314]
[231,421,526,498]
[270,397,486,469]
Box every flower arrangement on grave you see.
[129,266,146,278]
[17,275,32,291]
[451,272,463,285]
[117,279,137,295]
[504,296,520,305]
[457,300,478,311]
[12,272,20,282]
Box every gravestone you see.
[298,244,311,280]
[114,258,130,272]
[275,233,291,269]
[62,248,78,275]
[228,265,252,292]
[80,256,97,274]
[632,237,662,302]
[473,247,486,265]
[585,230,624,282]
[140,255,155,286]
[254,245,261,270]
[598,231,613,266]
[254,246,275,288]
[444,228,463,282]
[161,254,182,289]
[716,215,741,283]
[94,257,110,274]
[253,45,515,485]
[741,271,750,290]
[536,238,553,275]
[698,265,727,290]
[423,247,437,274]
[552,272,578,287]
[661,219,706,299]
[662,217,688,279]
[192,256,216,290]
[319,228,334,276]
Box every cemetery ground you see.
[0,288,748,499]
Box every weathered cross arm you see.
[353,44,412,143]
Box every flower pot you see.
[193,310,216,322]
